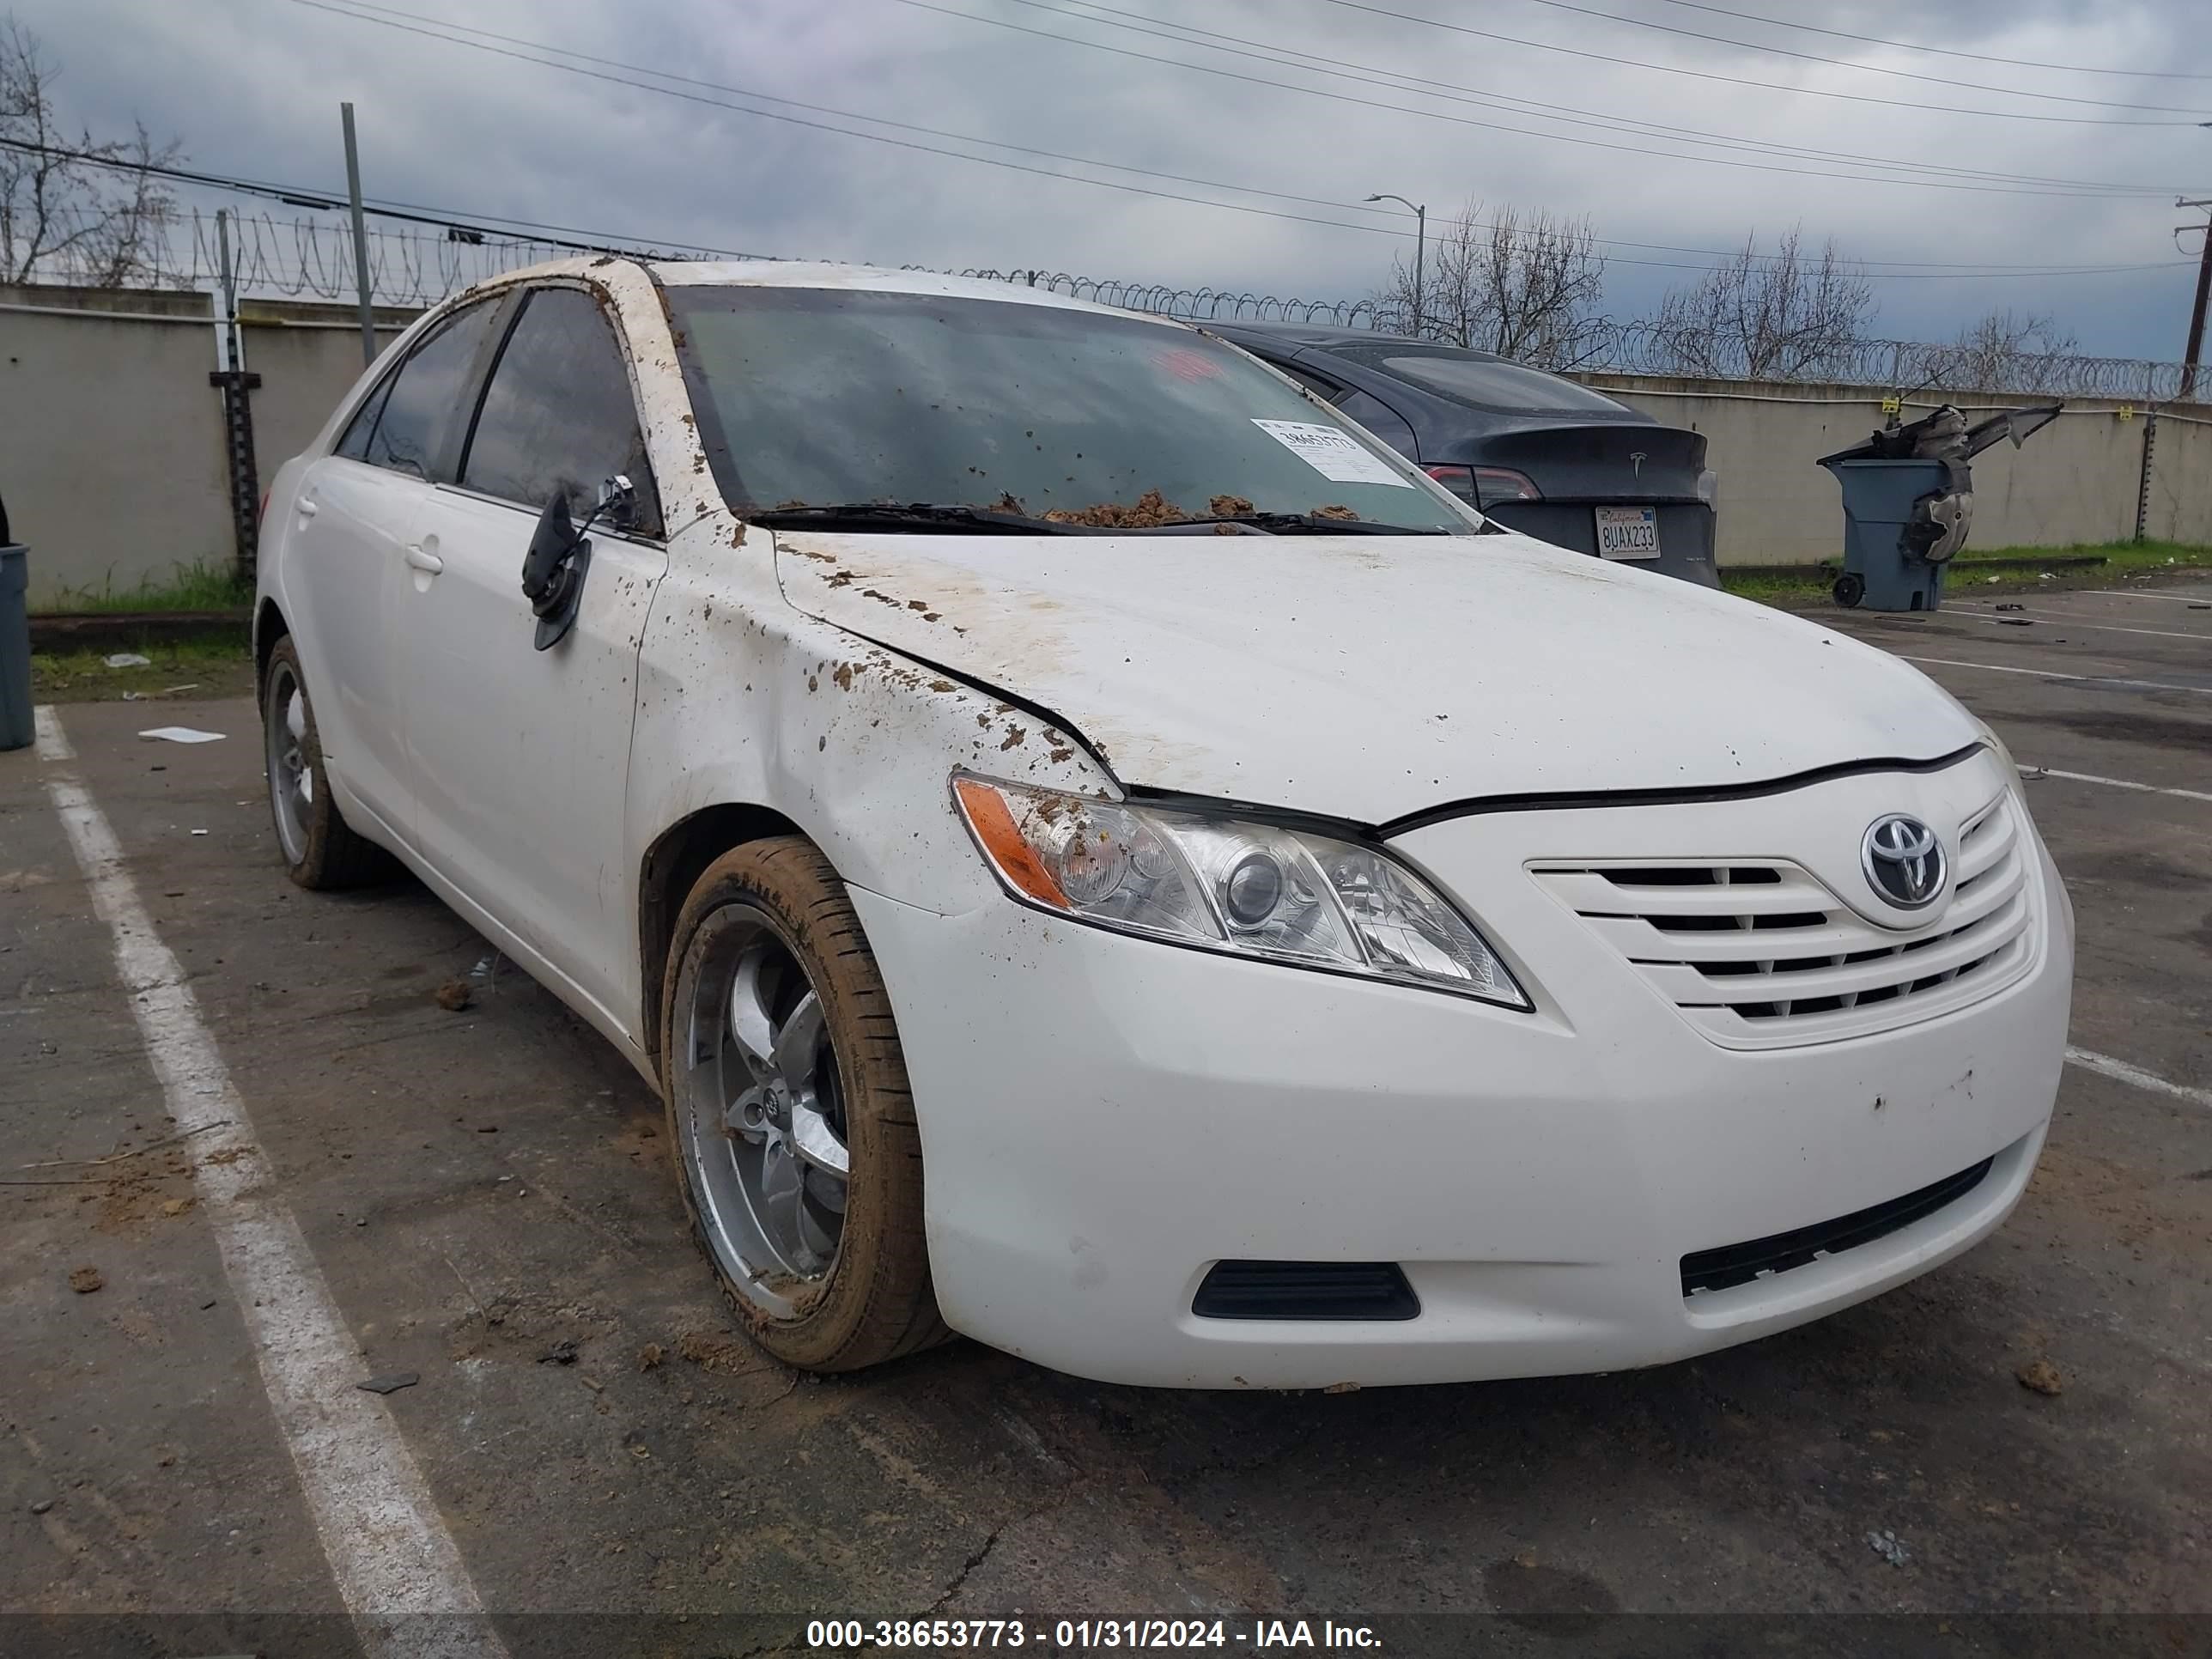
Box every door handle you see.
[296,497,319,519]
[404,544,444,574]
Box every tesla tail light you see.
[1425,465,1541,510]
[951,773,1529,1007]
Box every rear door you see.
[283,297,506,845]
[398,283,667,1021]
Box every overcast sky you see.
[21,0,2212,357]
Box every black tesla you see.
[1208,323,1718,586]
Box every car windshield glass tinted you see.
[1342,347,1630,415]
[666,287,1476,531]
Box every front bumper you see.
[854,770,2070,1389]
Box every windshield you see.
[666,287,1479,532]
[1340,346,1632,416]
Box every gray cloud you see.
[19,0,2211,356]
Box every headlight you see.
[951,773,1530,1008]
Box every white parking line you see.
[2083,589,2212,607]
[1961,610,2210,643]
[2066,1046,2212,1110]
[1899,655,2212,697]
[2020,765,2212,805]
[33,708,506,1659]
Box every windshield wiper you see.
[746,502,1085,535]
[1186,511,1449,536]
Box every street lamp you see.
[1366,192,1426,337]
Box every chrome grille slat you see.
[1532,794,2036,1049]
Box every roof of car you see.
[1204,320,1512,362]
[462,256,1202,325]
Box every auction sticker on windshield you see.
[1250,420,1414,487]
[1595,504,1661,560]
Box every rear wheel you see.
[660,838,947,1371]
[261,638,389,889]
[1832,573,1865,609]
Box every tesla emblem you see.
[1629,451,1646,476]
[1862,815,1947,909]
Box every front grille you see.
[1192,1261,1420,1322]
[1680,1156,1996,1296]
[1531,793,2033,1048]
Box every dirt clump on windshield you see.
[1312,503,1358,520]
[1042,489,1191,528]
[1208,494,1255,517]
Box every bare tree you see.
[1,16,181,286]
[1648,228,1874,381]
[1373,199,1611,368]
[1923,308,2081,393]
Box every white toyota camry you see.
[256,259,2073,1388]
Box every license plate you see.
[1595,505,1660,560]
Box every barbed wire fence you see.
[74,210,2195,404]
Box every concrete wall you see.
[1585,373,2197,567]
[2,284,2207,607]
[0,285,416,608]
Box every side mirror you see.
[598,473,637,532]
[520,494,592,652]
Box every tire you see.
[261,636,391,890]
[1832,573,1865,609]
[659,837,948,1372]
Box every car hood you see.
[774,528,1978,824]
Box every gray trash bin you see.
[0,542,32,753]
[1818,458,1960,613]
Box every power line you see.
[1017,0,2179,200]
[1304,0,2207,125]
[902,0,2191,193]
[1505,0,2212,112]
[1651,0,2212,82]
[265,1,2192,283]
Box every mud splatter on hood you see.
[772,527,1980,823]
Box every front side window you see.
[349,298,502,480]
[666,288,1478,532]
[461,287,660,536]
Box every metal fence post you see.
[343,102,377,368]
[208,208,264,583]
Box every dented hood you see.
[774,529,1978,824]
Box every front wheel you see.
[261,637,390,889]
[659,838,948,1371]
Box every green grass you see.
[1722,539,2212,605]
[42,561,253,614]
[33,637,258,705]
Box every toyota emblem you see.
[1862,814,1948,909]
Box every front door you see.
[398,284,668,1024]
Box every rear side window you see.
[461,288,660,536]
[335,374,394,461]
[1346,348,1631,415]
[353,299,502,480]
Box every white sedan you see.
[255,259,2072,1388]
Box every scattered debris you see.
[1994,602,2024,611]
[433,978,474,1012]
[1511,1549,1539,1571]
[538,1339,580,1365]
[137,726,226,744]
[1312,503,1359,520]
[17,1121,228,1170]
[356,1372,420,1395]
[637,1343,665,1370]
[1996,617,2033,627]
[161,1198,192,1218]
[1207,494,1255,517]
[2016,1358,2063,1396]
[30,1499,53,1516]
[68,1266,105,1294]
[2191,602,2210,611]
[1322,1381,1361,1395]
[105,653,151,668]
[1042,488,1188,528]
[1866,1528,1910,1567]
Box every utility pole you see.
[2180,196,2211,404]
[209,207,264,580]
[342,102,377,368]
